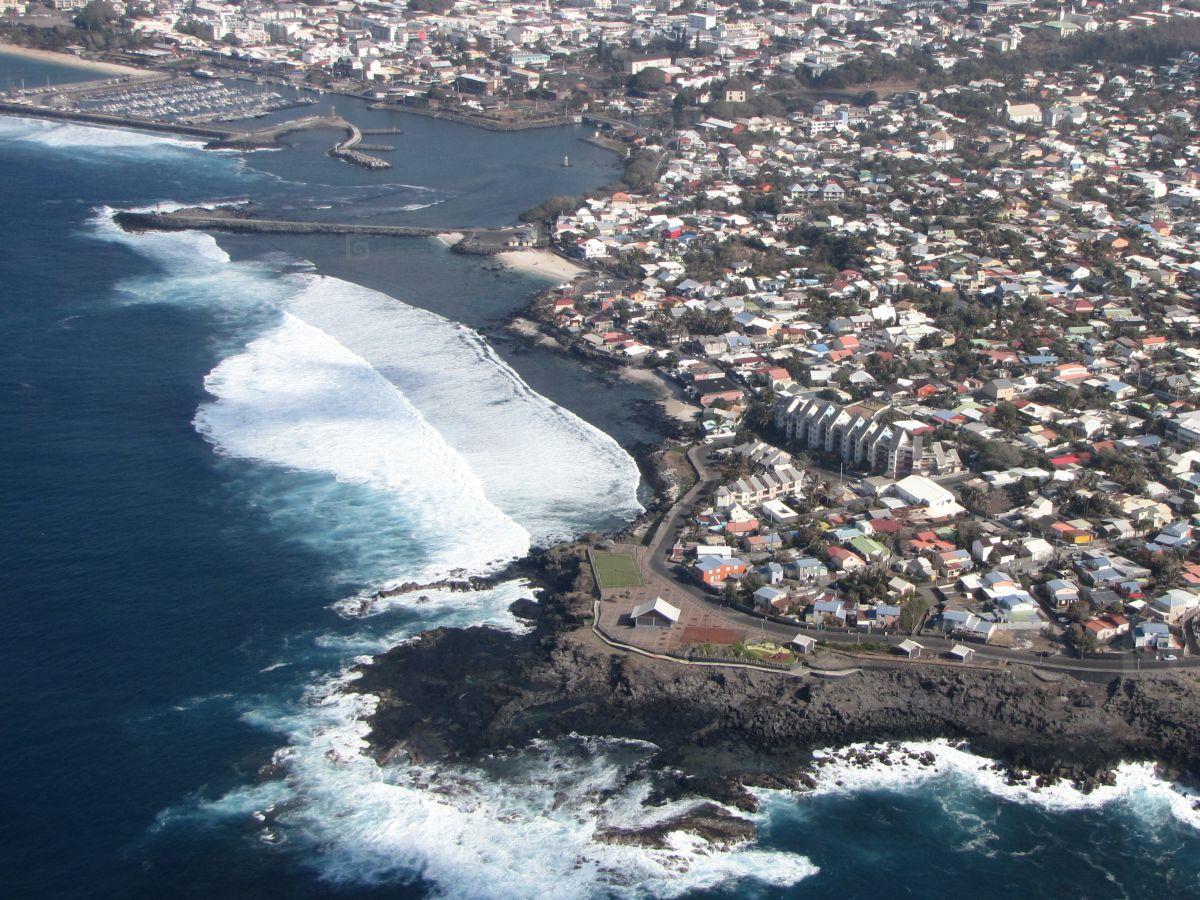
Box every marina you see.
[73,78,316,124]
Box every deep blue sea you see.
[1,54,1198,899]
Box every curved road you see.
[638,443,1197,678]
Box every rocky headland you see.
[354,543,1200,820]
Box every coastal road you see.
[636,443,1200,678]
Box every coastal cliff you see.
[355,544,1200,805]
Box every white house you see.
[575,238,607,260]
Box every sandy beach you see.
[496,248,585,284]
[619,365,701,423]
[0,43,145,77]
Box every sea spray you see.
[791,739,1200,829]
[184,655,819,898]
[194,311,531,583]
[0,115,208,152]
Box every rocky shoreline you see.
[352,541,1200,834]
[348,289,1200,840]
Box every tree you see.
[1066,623,1099,657]
[1066,599,1092,625]
[899,597,929,635]
[979,439,1022,470]
[627,67,667,96]
[74,0,119,30]
[991,401,1021,435]
[520,195,579,224]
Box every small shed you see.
[630,597,681,628]
[787,633,818,655]
[896,638,925,658]
[948,644,975,663]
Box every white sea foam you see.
[0,114,206,152]
[92,211,643,550]
[322,579,539,652]
[195,668,818,899]
[195,311,531,582]
[795,739,1200,831]
[92,206,234,266]
[283,275,644,542]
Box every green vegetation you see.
[898,596,930,635]
[519,195,580,225]
[409,0,456,12]
[75,0,120,31]
[939,18,1200,88]
[621,149,661,193]
[627,67,666,96]
[1065,622,1100,657]
[743,638,795,663]
[1,7,150,53]
[590,550,642,589]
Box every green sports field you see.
[590,550,642,589]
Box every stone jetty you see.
[328,120,391,169]
[112,206,541,253]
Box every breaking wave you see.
[321,579,540,653]
[0,114,206,154]
[789,739,1200,831]
[195,311,530,581]
[88,209,642,582]
[284,275,643,543]
[165,658,818,899]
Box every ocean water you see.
[0,48,112,90]
[2,60,1199,899]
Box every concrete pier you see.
[207,114,349,149]
[0,100,232,140]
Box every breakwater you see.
[114,209,444,237]
[0,102,347,148]
[328,119,391,169]
[0,100,231,140]
[111,207,541,254]
[0,103,393,170]
[207,114,349,149]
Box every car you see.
[1164,654,1179,661]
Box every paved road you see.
[637,443,1198,677]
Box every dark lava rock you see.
[353,545,1200,788]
